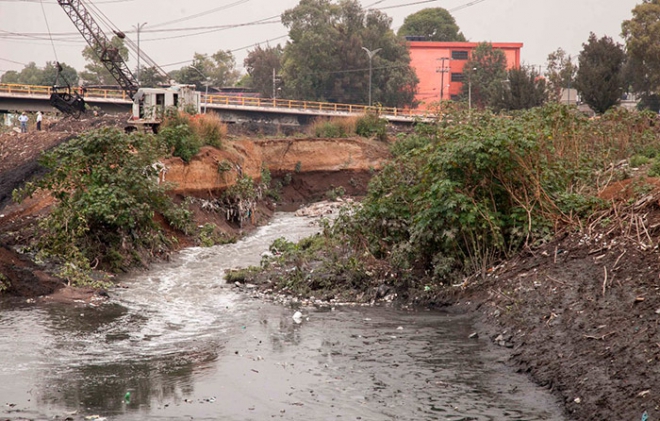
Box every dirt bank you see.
[0,116,390,298]
[454,179,660,421]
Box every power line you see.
[149,0,251,29]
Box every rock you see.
[292,311,303,323]
[375,284,390,299]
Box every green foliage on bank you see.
[13,127,192,286]
[310,113,388,140]
[252,104,660,298]
[330,104,660,287]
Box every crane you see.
[56,0,139,99]
[53,0,201,130]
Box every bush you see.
[355,113,387,141]
[12,128,191,285]
[158,123,201,163]
[191,113,227,148]
[309,116,357,138]
[332,104,660,285]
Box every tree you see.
[397,7,466,41]
[492,66,547,111]
[244,45,284,98]
[622,0,660,109]
[621,0,660,94]
[79,36,129,86]
[574,33,625,114]
[280,0,417,107]
[137,66,168,88]
[545,48,577,102]
[0,61,78,86]
[461,43,507,108]
[172,51,240,90]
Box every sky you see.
[0,0,642,79]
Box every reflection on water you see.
[0,213,565,420]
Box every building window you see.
[451,73,464,82]
[450,95,460,101]
[451,50,469,60]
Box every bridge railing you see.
[0,83,131,101]
[203,94,416,117]
[0,83,425,117]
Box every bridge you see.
[0,83,430,127]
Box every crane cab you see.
[128,84,201,132]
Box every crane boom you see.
[57,0,139,99]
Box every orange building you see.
[408,41,523,109]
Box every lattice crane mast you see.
[56,0,139,99]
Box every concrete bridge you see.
[0,83,429,128]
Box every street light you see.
[133,22,147,85]
[468,67,476,110]
[190,66,210,113]
[362,46,381,107]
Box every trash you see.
[573,397,581,404]
[123,391,131,403]
[292,311,303,324]
[641,411,649,421]
[468,332,479,339]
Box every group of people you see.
[17,111,43,133]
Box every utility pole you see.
[133,22,147,85]
[436,57,449,102]
[362,47,381,106]
[272,68,282,99]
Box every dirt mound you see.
[467,182,660,421]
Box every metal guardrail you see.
[0,83,424,117]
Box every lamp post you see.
[133,22,147,85]
[190,66,210,113]
[468,67,477,110]
[361,47,381,107]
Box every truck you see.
[52,0,201,131]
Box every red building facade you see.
[408,41,523,109]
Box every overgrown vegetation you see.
[255,104,660,298]
[310,113,387,140]
[158,111,228,162]
[13,127,192,286]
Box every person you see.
[18,112,28,133]
[36,111,43,131]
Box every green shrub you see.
[630,154,651,168]
[355,113,387,141]
[157,123,201,163]
[12,128,191,285]
[332,104,660,285]
[192,113,227,149]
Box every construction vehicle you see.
[53,0,200,131]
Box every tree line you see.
[2,0,659,114]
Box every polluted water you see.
[0,212,566,420]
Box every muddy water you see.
[0,213,566,421]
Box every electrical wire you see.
[149,0,251,29]
[39,0,59,62]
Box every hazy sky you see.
[0,0,641,78]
